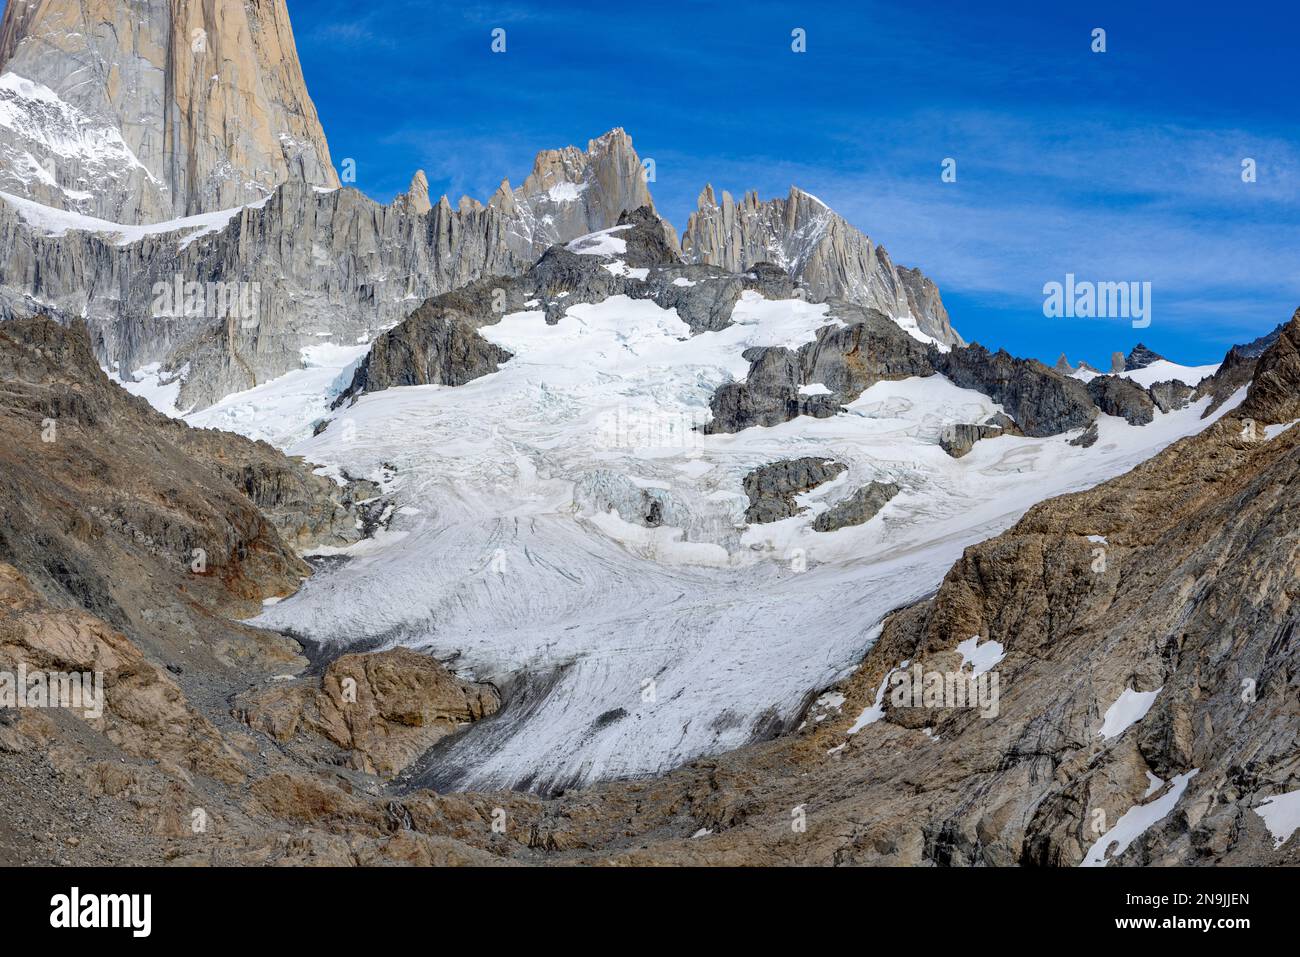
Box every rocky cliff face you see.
[934,346,1098,437]
[681,185,964,348]
[0,0,338,221]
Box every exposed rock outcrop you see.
[0,562,246,784]
[1147,379,1194,414]
[501,129,676,261]
[706,345,842,434]
[1123,343,1165,370]
[338,292,514,400]
[1086,374,1156,426]
[984,411,1024,435]
[812,481,899,532]
[237,648,501,778]
[743,458,846,523]
[1237,310,1300,424]
[939,422,1005,458]
[1191,322,1292,416]
[392,170,433,216]
[933,345,1098,437]
[1069,423,1100,447]
[706,301,935,434]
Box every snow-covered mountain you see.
[4,2,1298,873]
[0,0,1250,797]
[170,214,1238,792]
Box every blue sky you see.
[150,3,1300,363]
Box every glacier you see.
[163,288,1242,793]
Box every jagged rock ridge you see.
[0,132,673,410]
[681,184,964,348]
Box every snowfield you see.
[1073,358,1220,388]
[0,188,268,247]
[154,291,1241,792]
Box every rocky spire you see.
[1054,353,1074,375]
[501,127,676,259]
[0,0,338,222]
[392,170,432,215]
[489,179,516,215]
[1110,351,1126,374]
[1124,343,1166,370]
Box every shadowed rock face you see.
[934,345,1098,437]
[800,302,937,397]
[615,206,683,269]
[939,422,1004,458]
[1192,319,1294,417]
[1147,379,1194,414]
[706,347,841,434]
[1123,343,1166,370]
[812,481,900,532]
[743,458,846,523]
[705,302,935,434]
[338,299,515,400]
[1237,310,1300,424]
[0,316,377,659]
[1069,423,1100,447]
[1086,374,1156,426]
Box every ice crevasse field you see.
[135,274,1240,793]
